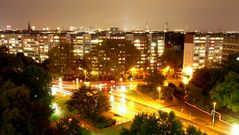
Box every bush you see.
[168,83,176,89]
[137,84,154,93]
[91,115,116,129]
[173,88,185,97]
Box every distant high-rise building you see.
[183,33,224,70]
[222,33,239,61]
[28,21,32,32]
[150,32,165,70]
[132,33,150,71]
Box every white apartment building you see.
[183,33,223,71]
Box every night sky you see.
[0,0,238,31]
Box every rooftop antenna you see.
[164,22,169,32]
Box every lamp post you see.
[212,102,216,126]
[119,77,123,85]
[84,70,86,82]
[157,86,161,99]
[182,76,189,95]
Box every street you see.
[52,80,232,135]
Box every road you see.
[110,90,230,135]
[52,80,232,135]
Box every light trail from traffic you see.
[52,80,231,135]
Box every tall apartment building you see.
[37,33,52,62]
[71,33,84,58]
[150,32,165,70]
[127,33,150,71]
[222,33,239,61]
[0,30,168,75]
[88,33,104,73]
[0,33,24,54]
[183,33,224,71]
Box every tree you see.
[186,125,206,135]
[66,85,110,118]
[222,53,239,74]
[48,43,75,78]
[20,65,52,102]
[120,110,207,135]
[160,46,183,72]
[0,52,36,84]
[190,68,224,95]
[92,39,140,80]
[145,72,165,86]
[20,65,52,134]
[210,71,239,112]
[121,111,184,135]
[0,53,53,135]
[48,117,92,135]
[0,81,33,135]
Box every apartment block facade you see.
[183,33,224,71]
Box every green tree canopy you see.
[0,52,53,135]
[210,71,239,112]
[121,110,206,135]
[160,46,183,72]
[0,81,33,135]
[92,39,140,80]
[145,72,165,86]
[186,125,206,135]
[66,85,110,118]
[222,53,239,74]
[190,68,224,95]
[121,111,184,135]
[49,117,92,135]
[48,43,75,78]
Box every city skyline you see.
[0,0,239,32]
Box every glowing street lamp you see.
[52,102,61,116]
[232,124,239,135]
[120,86,126,92]
[212,102,216,126]
[183,67,193,79]
[157,86,161,99]
[76,78,79,88]
[182,76,189,95]
[84,70,87,82]
[68,118,72,122]
[119,77,123,85]
[58,77,62,90]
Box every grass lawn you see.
[51,95,76,121]
[94,122,131,135]
[187,84,212,112]
[187,84,239,124]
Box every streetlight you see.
[58,77,62,90]
[157,86,161,99]
[76,78,79,89]
[69,118,72,122]
[212,102,216,126]
[182,76,189,95]
[84,70,86,82]
[119,77,123,86]
[232,124,239,135]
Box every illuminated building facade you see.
[0,29,167,74]
[150,32,165,70]
[222,33,239,61]
[183,33,224,71]
[131,33,150,70]
[0,33,24,54]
